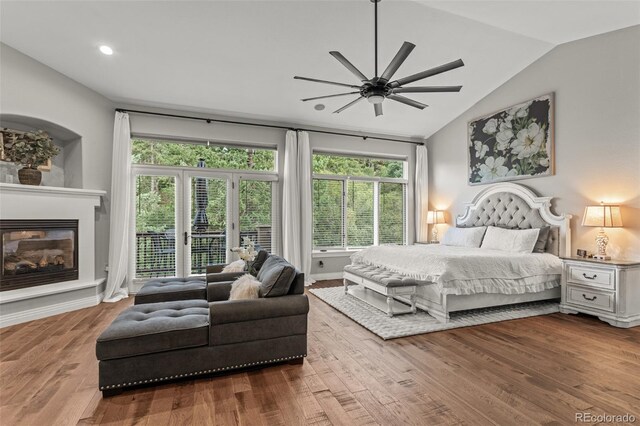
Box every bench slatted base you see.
[343,266,423,317]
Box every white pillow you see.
[222,259,245,273]
[229,274,261,300]
[440,226,487,248]
[480,226,540,253]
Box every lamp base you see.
[593,255,611,261]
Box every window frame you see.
[312,152,408,252]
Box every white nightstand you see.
[560,257,640,328]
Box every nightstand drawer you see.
[568,265,615,289]
[566,285,615,313]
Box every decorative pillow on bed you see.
[533,226,550,253]
[480,226,540,253]
[440,226,487,248]
[222,259,246,273]
[229,274,261,300]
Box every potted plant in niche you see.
[2,129,60,185]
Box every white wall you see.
[0,43,114,279]
[427,26,640,260]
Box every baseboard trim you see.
[311,272,343,281]
[0,290,103,328]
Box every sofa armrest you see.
[207,281,232,302]
[206,271,245,283]
[206,264,226,274]
[209,294,309,325]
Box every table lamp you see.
[582,202,623,260]
[427,210,446,243]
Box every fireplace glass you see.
[1,220,79,291]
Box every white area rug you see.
[309,286,559,340]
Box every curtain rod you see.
[114,108,423,145]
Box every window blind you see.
[346,181,374,247]
[378,182,406,245]
[313,179,344,248]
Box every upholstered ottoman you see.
[134,277,206,304]
[96,300,210,394]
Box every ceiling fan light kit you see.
[294,0,464,117]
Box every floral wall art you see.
[467,93,554,185]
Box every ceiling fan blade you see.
[333,96,365,113]
[388,94,428,110]
[380,42,415,82]
[294,76,361,89]
[389,59,464,88]
[301,92,361,102]
[374,103,383,117]
[391,85,462,94]
[329,51,369,82]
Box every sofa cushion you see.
[135,278,206,305]
[96,300,209,361]
[256,255,296,297]
[252,250,270,271]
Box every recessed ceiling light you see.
[99,45,113,55]
[314,104,325,111]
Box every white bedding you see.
[350,244,562,296]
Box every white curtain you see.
[282,130,301,269]
[282,130,314,285]
[415,144,429,243]
[297,131,313,285]
[103,112,132,302]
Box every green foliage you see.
[132,139,275,171]
[313,153,404,178]
[132,139,405,257]
[2,130,60,168]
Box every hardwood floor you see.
[1,280,639,425]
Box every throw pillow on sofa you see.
[229,274,261,300]
[222,259,246,273]
[257,255,296,297]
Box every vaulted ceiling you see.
[1,1,638,139]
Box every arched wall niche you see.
[0,114,83,188]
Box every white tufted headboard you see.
[456,182,572,257]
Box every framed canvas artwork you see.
[467,93,554,185]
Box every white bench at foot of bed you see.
[343,265,431,317]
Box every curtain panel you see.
[415,144,429,243]
[103,112,132,302]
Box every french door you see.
[131,165,278,280]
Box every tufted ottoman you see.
[96,300,210,394]
[344,264,430,317]
[134,277,206,305]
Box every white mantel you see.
[0,183,106,327]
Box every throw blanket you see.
[350,245,562,295]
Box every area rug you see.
[309,286,559,340]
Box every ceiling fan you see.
[294,0,464,117]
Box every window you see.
[131,138,279,279]
[132,139,276,171]
[312,153,407,250]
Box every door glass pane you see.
[379,182,406,245]
[190,177,227,275]
[346,181,374,247]
[313,179,344,249]
[135,175,176,278]
[239,180,274,254]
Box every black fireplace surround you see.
[1,219,79,291]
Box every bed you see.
[344,182,572,322]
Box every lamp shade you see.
[427,210,446,225]
[582,204,623,228]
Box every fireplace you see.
[1,220,79,291]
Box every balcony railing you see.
[135,228,272,278]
